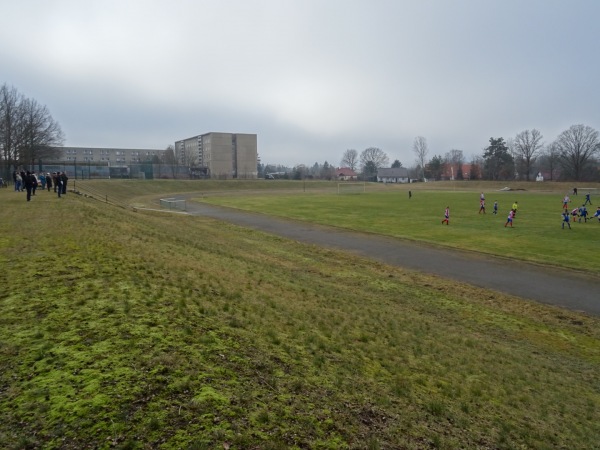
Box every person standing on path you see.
[442,206,450,225]
[562,210,571,229]
[505,209,515,227]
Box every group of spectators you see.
[12,170,69,201]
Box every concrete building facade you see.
[37,146,167,179]
[175,132,257,179]
[52,146,165,164]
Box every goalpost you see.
[578,187,599,196]
[337,182,366,194]
[160,197,187,211]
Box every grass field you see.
[198,182,600,274]
[1,180,599,449]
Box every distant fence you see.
[72,180,132,210]
[0,162,197,181]
[160,198,187,211]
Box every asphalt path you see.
[172,197,599,316]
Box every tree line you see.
[303,125,599,183]
[4,83,599,182]
[0,84,64,175]
[416,126,600,182]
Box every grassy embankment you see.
[1,180,599,449]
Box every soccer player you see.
[562,194,570,210]
[505,209,515,227]
[512,201,519,216]
[562,210,571,229]
[593,206,600,222]
[571,207,579,223]
[579,205,588,223]
[442,206,450,225]
[584,193,592,206]
[479,199,486,214]
[493,200,498,215]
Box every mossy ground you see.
[1,183,599,449]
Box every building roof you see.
[337,167,358,176]
[377,167,409,177]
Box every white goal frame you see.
[160,198,187,211]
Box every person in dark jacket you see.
[46,172,52,192]
[61,172,68,195]
[24,171,35,201]
[56,172,63,198]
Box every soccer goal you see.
[160,197,187,211]
[578,187,599,197]
[337,182,366,194]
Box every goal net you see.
[160,198,187,211]
[337,182,366,194]
[578,187,599,196]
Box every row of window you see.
[64,150,157,156]
[65,157,139,162]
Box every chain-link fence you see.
[0,161,203,183]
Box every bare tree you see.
[161,145,178,178]
[179,145,197,168]
[359,147,389,181]
[360,147,389,171]
[412,136,428,181]
[0,83,63,171]
[555,124,600,181]
[18,97,64,167]
[541,141,560,181]
[340,149,359,171]
[0,84,21,170]
[513,129,544,181]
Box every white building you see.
[377,167,410,183]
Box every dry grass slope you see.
[0,182,599,449]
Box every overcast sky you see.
[2,0,600,167]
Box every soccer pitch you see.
[202,188,600,273]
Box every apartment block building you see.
[57,146,165,164]
[175,132,257,179]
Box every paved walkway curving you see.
[174,197,600,316]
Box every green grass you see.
[199,183,600,273]
[1,182,600,449]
